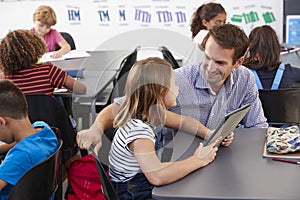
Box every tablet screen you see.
[203,104,251,146]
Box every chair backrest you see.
[25,94,78,162]
[55,32,76,51]
[258,88,300,126]
[108,46,139,101]
[8,139,63,200]
[158,46,181,69]
[110,45,180,101]
[93,155,119,200]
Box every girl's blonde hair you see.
[33,5,57,26]
[114,57,173,128]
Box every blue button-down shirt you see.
[170,63,268,129]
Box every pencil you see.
[272,158,300,165]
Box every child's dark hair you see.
[0,80,28,119]
[243,25,281,71]
[190,3,226,38]
[0,29,47,76]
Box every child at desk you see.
[190,2,226,50]
[0,80,58,199]
[0,29,86,95]
[243,25,300,89]
[109,57,219,199]
[31,5,71,59]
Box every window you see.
[286,15,300,46]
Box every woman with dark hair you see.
[244,25,300,89]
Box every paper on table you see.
[54,88,69,93]
[39,50,91,63]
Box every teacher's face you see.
[202,36,239,91]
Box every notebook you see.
[64,68,85,79]
[203,104,251,147]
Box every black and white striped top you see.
[109,119,156,182]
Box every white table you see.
[280,48,300,68]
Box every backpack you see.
[66,154,105,200]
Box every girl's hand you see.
[221,132,234,147]
[77,128,103,155]
[50,51,63,59]
[194,137,220,166]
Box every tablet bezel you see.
[203,104,251,147]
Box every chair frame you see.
[93,153,119,200]
[259,88,300,126]
[8,139,63,200]
[55,32,76,51]
[158,46,181,69]
[25,94,78,162]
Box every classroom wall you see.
[0,0,283,53]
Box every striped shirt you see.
[170,63,268,129]
[5,63,67,95]
[109,119,156,182]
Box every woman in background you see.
[244,25,300,89]
[190,2,226,50]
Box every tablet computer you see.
[203,104,251,147]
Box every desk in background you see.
[53,50,130,128]
[152,128,300,200]
[52,50,131,71]
[280,48,300,68]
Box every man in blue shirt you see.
[77,24,268,153]
[171,24,267,130]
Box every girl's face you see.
[164,73,179,108]
[34,20,51,37]
[203,12,226,30]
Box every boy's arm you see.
[0,179,7,190]
[0,142,15,154]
